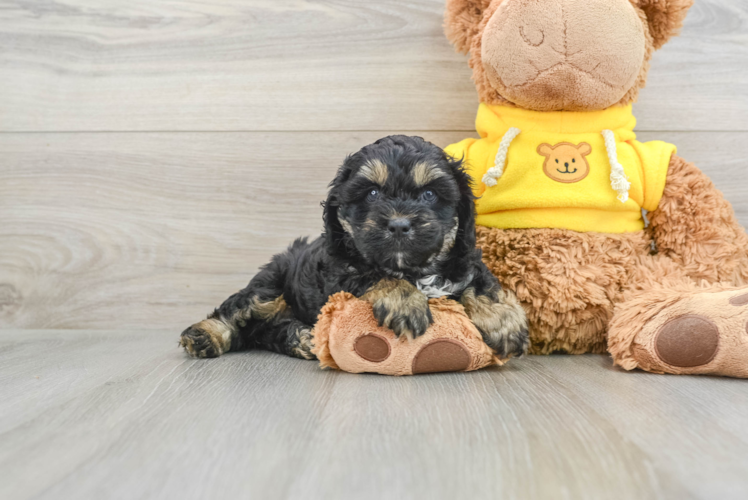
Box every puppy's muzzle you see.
[387,218,412,237]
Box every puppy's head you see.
[324,136,475,274]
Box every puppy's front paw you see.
[364,279,433,339]
[180,322,223,358]
[461,287,529,359]
[488,326,529,359]
[372,295,433,339]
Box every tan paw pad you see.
[353,333,391,363]
[412,339,471,374]
[654,314,719,368]
[729,292,748,307]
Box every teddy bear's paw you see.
[614,287,748,378]
[180,320,229,358]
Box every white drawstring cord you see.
[482,127,521,187]
[602,129,631,203]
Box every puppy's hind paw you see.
[180,322,225,358]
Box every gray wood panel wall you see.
[2,0,747,330]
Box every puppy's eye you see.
[366,189,380,202]
[420,190,437,204]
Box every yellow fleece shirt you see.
[445,104,676,233]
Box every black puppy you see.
[180,136,528,360]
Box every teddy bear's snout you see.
[480,0,647,111]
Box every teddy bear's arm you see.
[647,154,748,285]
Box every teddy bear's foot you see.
[608,286,748,377]
[312,292,503,376]
[352,333,474,374]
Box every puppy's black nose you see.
[388,218,411,236]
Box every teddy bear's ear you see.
[444,0,492,54]
[635,0,694,50]
[537,144,553,157]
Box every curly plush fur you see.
[478,226,649,355]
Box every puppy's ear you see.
[634,0,693,50]
[444,0,492,54]
[446,154,477,258]
[323,157,354,258]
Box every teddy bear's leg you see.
[647,155,748,285]
[607,155,748,377]
[608,271,748,377]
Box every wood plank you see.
[1,130,746,331]
[0,0,746,132]
[1,330,747,500]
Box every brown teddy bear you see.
[443,0,748,377]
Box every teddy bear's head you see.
[445,0,693,111]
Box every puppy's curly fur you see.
[181,136,528,360]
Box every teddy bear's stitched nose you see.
[565,162,569,168]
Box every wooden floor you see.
[1,330,748,500]
[2,1,748,498]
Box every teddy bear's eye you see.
[555,159,559,164]
[572,158,576,163]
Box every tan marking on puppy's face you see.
[358,159,389,186]
[427,217,459,264]
[338,213,355,236]
[537,142,591,183]
[411,162,446,187]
